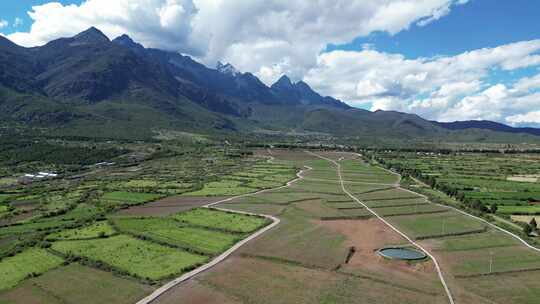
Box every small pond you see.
[377,247,427,260]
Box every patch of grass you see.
[113,217,241,255]
[0,263,153,304]
[437,232,519,252]
[388,212,486,239]
[101,192,162,205]
[46,221,116,240]
[0,194,12,204]
[0,248,64,290]
[497,205,540,215]
[183,180,255,196]
[241,207,346,269]
[51,235,207,281]
[172,208,270,233]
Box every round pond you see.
[377,247,427,260]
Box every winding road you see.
[135,156,312,304]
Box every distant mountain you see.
[434,120,540,137]
[0,27,539,143]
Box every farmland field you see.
[113,217,241,255]
[374,152,540,221]
[2,143,540,304]
[0,263,153,304]
[0,248,64,290]
[51,235,208,280]
[46,221,116,240]
[172,208,270,233]
[100,191,163,206]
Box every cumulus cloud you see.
[3,0,465,83]
[507,111,540,125]
[5,1,199,53]
[0,19,8,29]
[303,40,540,124]
[4,0,538,126]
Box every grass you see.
[172,208,270,233]
[388,212,486,239]
[51,235,207,280]
[497,205,540,215]
[374,204,448,216]
[436,231,520,252]
[113,217,241,255]
[0,195,11,204]
[101,191,162,205]
[0,263,153,304]
[443,246,540,276]
[46,221,116,240]
[0,248,64,290]
[241,207,347,269]
[184,180,255,196]
[458,271,540,304]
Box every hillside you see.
[0,27,539,143]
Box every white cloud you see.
[514,73,540,92]
[5,0,539,126]
[3,0,466,83]
[0,19,8,29]
[507,111,540,125]
[303,41,540,123]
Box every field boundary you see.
[135,156,312,304]
[307,151,455,304]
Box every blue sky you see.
[1,0,540,126]
[327,0,540,58]
[0,1,81,33]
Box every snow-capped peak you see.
[217,61,240,76]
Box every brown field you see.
[115,196,230,216]
[322,218,445,298]
[160,255,444,304]
[155,279,241,304]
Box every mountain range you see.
[1,27,539,143]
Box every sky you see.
[1,0,540,127]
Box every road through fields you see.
[135,156,312,304]
[307,151,456,304]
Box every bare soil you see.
[320,218,444,295]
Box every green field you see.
[437,232,519,252]
[0,248,64,290]
[388,212,486,239]
[497,205,540,215]
[0,194,11,204]
[51,235,207,280]
[101,191,163,205]
[0,263,152,304]
[113,217,241,255]
[46,221,116,240]
[172,208,269,233]
[375,152,540,220]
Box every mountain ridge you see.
[0,27,539,142]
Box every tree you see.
[524,224,533,236]
[530,218,537,231]
[490,203,498,214]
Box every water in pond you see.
[378,247,427,260]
